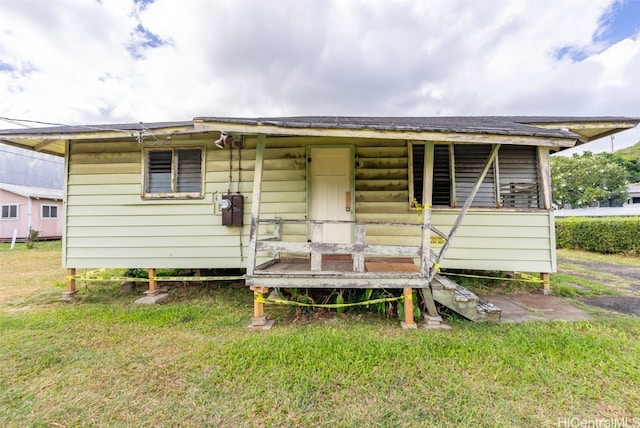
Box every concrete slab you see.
[400,321,418,329]
[483,294,590,323]
[134,293,169,305]
[248,319,275,330]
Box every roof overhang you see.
[0,116,637,157]
[0,122,197,157]
[515,118,640,145]
[193,117,580,149]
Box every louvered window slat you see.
[455,145,496,208]
[498,146,540,208]
[176,149,202,192]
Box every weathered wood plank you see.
[246,134,266,276]
[70,152,140,164]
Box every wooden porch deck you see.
[246,256,426,289]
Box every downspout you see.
[27,196,32,235]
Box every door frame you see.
[306,145,356,242]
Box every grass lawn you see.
[1,242,639,427]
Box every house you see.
[554,183,640,217]
[628,183,640,204]
[0,182,63,242]
[1,116,638,326]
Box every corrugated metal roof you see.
[0,182,63,200]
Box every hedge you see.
[555,216,640,254]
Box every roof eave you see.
[193,119,578,148]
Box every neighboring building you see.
[628,183,640,204]
[1,116,638,323]
[554,183,640,217]
[0,182,63,242]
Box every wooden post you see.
[402,287,416,329]
[246,134,266,276]
[540,272,550,295]
[250,286,273,328]
[420,141,434,278]
[310,222,323,271]
[147,268,158,295]
[353,224,365,273]
[61,268,77,301]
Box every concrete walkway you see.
[483,294,591,322]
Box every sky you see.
[0,0,639,155]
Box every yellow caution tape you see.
[67,275,245,282]
[255,293,404,309]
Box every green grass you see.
[1,247,640,426]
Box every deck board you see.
[365,261,420,273]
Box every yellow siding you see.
[65,134,555,273]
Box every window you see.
[144,148,204,198]
[42,205,58,219]
[411,143,541,209]
[412,144,452,206]
[1,204,18,219]
[497,146,540,208]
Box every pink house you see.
[0,183,63,242]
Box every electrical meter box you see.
[221,194,243,226]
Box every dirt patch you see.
[558,258,640,289]
[558,256,640,314]
[581,297,640,317]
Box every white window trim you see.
[1,204,18,220]
[41,204,59,219]
[142,146,205,200]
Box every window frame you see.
[41,204,59,219]
[1,204,18,219]
[409,142,543,210]
[142,146,205,200]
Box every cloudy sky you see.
[0,0,639,153]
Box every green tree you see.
[551,151,628,208]
[602,152,640,183]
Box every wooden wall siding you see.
[66,138,263,268]
[64,134,554,273]
[358,210,554,272]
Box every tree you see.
[602,152,640,183]
[551,151,628,208]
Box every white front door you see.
[309,147,353,243]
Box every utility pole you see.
[611,135,615,152]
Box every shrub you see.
[556,216,640,254]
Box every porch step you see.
[430,274,501,322]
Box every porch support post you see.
[420,141,439,317]
[61,268,77,301]
[250,286,274,329]
[420,141,434,278]
[246,134,266,277]
[353,224,365,273]
[401,287,416,329]
[147,268,158,295]
[135,267,169,304]
[540,272,551,295]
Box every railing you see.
[251,218,445,278]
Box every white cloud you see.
[0,0,638,150]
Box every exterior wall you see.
[0,189,63,240]
[65,137,257,268]
[64,134,555,273]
